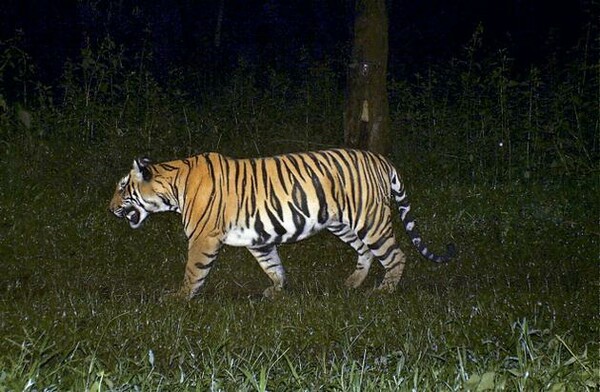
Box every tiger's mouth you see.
[125,207,141,226]
[112,206,143,228]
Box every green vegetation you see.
[0,30,598,390]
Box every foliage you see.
[2,22,596,181]
[389,23,598,184]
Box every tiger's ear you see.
[132,157,152,181]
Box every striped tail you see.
[390,169,455,263]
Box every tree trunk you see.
[214,0,224,48]
[344,0,391,155]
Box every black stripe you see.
[291,182,309,216]
[252,211,271,245]
[194,260,214,270]
[288,202,307,242]
[266,206,287,236]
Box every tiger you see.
[109,148,455,299]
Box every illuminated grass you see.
[0,142,597,390]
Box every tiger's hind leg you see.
[327,223,374,288]
[247,245,286,298]
[357,210,407,293]
[371,240,406,292]
[363,228,406,293]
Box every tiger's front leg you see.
[177,237,222,299]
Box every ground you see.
[0,141,597,390]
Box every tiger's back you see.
[110,148,455,298]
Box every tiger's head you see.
[109,158,177,229]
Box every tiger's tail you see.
[389,167,456,263]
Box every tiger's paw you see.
[345,273,367,289]
[262,286,285,300]
[161,288,192,302]
[374,281,398,294]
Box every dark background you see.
[0,0,592,87]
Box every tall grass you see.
[1,27,597,179]
[389,23,598,185]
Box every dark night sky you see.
[0,0,593,85]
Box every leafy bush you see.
[2,24,596,184]
[389,24,598,184]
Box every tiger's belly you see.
[222,216,326,247]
